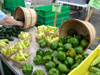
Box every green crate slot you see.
[30,4,70,17]
[37,18,69,27]
[5,0,25,10]
[37,13,69,23]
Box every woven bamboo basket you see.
[1,46,17,61]
[59,19,96,52]
[10,52,31,68]
[14,6,37,29]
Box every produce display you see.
[32,28,90,74]
[33,41,89,74]
[19,31,31,39]
[0,39,9,48]
[15,40,30,50]
[13,50,29,62]
[0,21,93,75]
[1,45,16,55]
[35,25,59,43]
[22,64,33,75]
[0,26,23,41]
[88,55,100,75]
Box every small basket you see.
[1,51,17,61]
[18,33,32,42]
[15,44,30,54]
[0,42,10,51]
[1,46,17,60]
[10,52,31,68]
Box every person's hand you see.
[17,21,24,26]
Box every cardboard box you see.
[68,45,100,75]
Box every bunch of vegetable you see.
[0,26,23,41]
[0,39,9,48]
[88,55,100,75]
[22,64,33,75]
[19,31,31,39]
[1,45,16,55]
[13,50,29,62]
[33,28,90,74]
[15,40,30,50]
[35,25,59,43]
[33,47,89,74]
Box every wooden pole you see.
[54,12,57,27]
[85,8,94,21]
[34,0,37,9]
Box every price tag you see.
[89,0,100,9]
[52,3,61,13]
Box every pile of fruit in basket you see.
[19,31,31,39]
[15,40,30,50]
[13,50,29,62]
[35,25,59,43]
[1,45,16,55]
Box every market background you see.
[25,0,100,50]
[1,0,100,75]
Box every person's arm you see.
[0,10,23,26]
[0,15,23,26]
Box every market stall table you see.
[0,26,93,75]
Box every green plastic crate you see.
[30,4,70,17]
[37,18,68,28]
[38,13,69,23]
[5,8,14,16]
[5,0,25,10]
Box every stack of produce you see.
[15,40,30,50]
[33,47,89,75]
[1,45,16,55]
[88,55,100,75]
[19,31,31,39]
[35,25,59,43]
[0,39,9,48]
[13,50,29,62]
[33,28,90,74]
[0,26,23,41]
